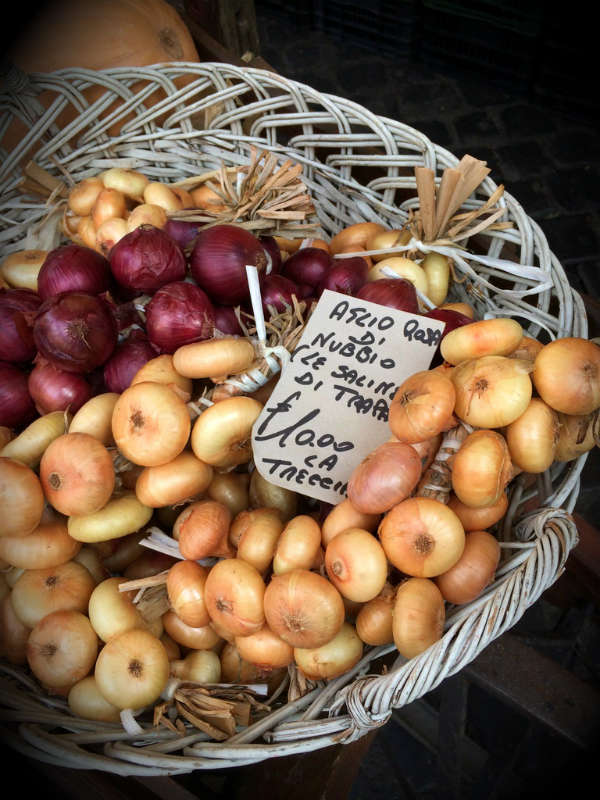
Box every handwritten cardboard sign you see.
[251,290,445,506]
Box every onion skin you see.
[321,498,380,547]
[103,336,157,394]
[68,675,121,722]
[347,440,422,514]
[389,370,456,444]
[355,278,419,313]
[0,457,45,538]
[0,288,42,362]
[263,568,345,649]
[505,397,559,473]
[282,247,332,288]
[451,430,513,509]
[175,500,233,560]
[293,621,363,680]
[235,508,285,573]
[272,515,322,575]
[379,497,465,577]
[162,610,223,650]
[447,492,508,532]
[40,432,115,516]
[555,412,598,462]
[330,222,385,254]
[0,521,81,570]
[166,560,210,628]
[145,281,215,354]
[28,361,93,416]
[451,355,533,429]
[204,558,266,638]
[67,493,153,543]
[392,577,445,658]
[69,393,119,444]
[355,584,395,646]
[37,244,111,300]
[11,560,96,629]
[248,470,298,522]
[135,452,213,508]
[0,593,31,664]
[325,528,389,602]
[0,362,36,428]
[190,224,267,305]
[435,530,501,605]
[109,225,186,291]
[234,625,294,669]
[441,318,523,365]
[33,291,118,374]
[173,337,255,380]
[533,337,600,415]
[191,396,262,469]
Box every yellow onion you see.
[379,497,465,577]
[207,471,251,517]
[234,625,294,669]
[235,508,285,573]
[174,499,233,560]
[392,577,445,658]
[0,457,45,538]
[69,393,119,444]
[130,354,192,401]
[451,430,513,508]
[421,252,450,306]
[505,397,560,473]
[204,558,266,638]
[347,441,422,514]
[294,622,363,680]
[435,530,501,605]
[166,560,210,628]
[67,675,121,722]
[135,452,213,508]
[555,412,598,462]
[272,515,322,575]
[0,521,81,570]
[325,528,388,602]
[447,492,508,532]
[27,610,98,692]
[248,469,298,522]
[11,560,95,629]
[68,493,152,544]
[0,410,69,468]
[173,337,256,380]
[533,337,600,415]
[191,396,263,469]
[452,355,533,428]
[0,249,47,291]
[321,498,380,547]
[389,370,456,443]
[355,584,396,646]
[441,317,523,365]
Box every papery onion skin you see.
[163,609,223,650]
[0,288,42,362]
[203,558,266,638]
[325,527,389,602]
[392,577,445,659]
[174,499,233,561]
[163,219,201,250]
[190,224,267,305]
[166,560,210,629]
[68,675,121,723]
[28,361,93,415]
[282,247,331,288]
[191,395,262,468]
[355,278,419,313]
[135,452,213,508]
[321,498,380,547]
[33,291,118,373]
[378,497,465,577]
[234,625,294,669]
[435,530,501,605]
[145,281,215,354]
[0,361,36,427]
[109,225,186,291]
[260,274,299,314]
[554,412,598,462]
[451,355,533,429]
[533,337,600,415]
[293,621,363,680]
[0,521,81,570]
[389,370,456,444]
[39,432,115,516]
[451,429,513,509]
[103,336,156,394]
[263,568,345,649]
[440,317,523,365]
[11,560,96,629]
[318,256,368,296]
[0,456,45,538]
[505,397,559,474]
[67,493,153,544]
[447,492,508,532]
[37,244,112,301]
[347,440,422,514]
[355,584,395,646]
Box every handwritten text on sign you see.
[251,290,445,506]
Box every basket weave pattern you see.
[0,62,587,774]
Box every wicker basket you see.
[0,61,588,775]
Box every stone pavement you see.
[252,5,600,799]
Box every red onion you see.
[318,256,368,296]
[260,274,300,314]
[283,247,332,288]
[0,362,36,428]
[145,281,215,353]
[109,225,186,291]
[213,305,244,336]
[103,335,157,393]
[189,224,267,305]
[28,361,92,415]
[0,288,42,362]
[260,235,282,273]
[164,219,201,250]
[33,291,118,373]
[356,278,419,313]
[37,244,112,301]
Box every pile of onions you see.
[145,281,215,353]
[37,245,112,300]
[33,292,118,373]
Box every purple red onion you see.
[213,305,244,336]
[33,291,118,373]
[355,278,419,313]
[283,247,332,288]
[28,360,93,415]
[103,335,157,393]
[109,225,186,292]
[37,244,112,301]
[189,224,267,305]
[145,281,215,353]
[318,256,368,296]
[163,219,201,250]
[0,288,42,362]
[260,274,300,314]
[260,235,282,274]
[0,362,36,428]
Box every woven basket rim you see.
[0,61,587,773]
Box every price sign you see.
[251,290,445,506]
